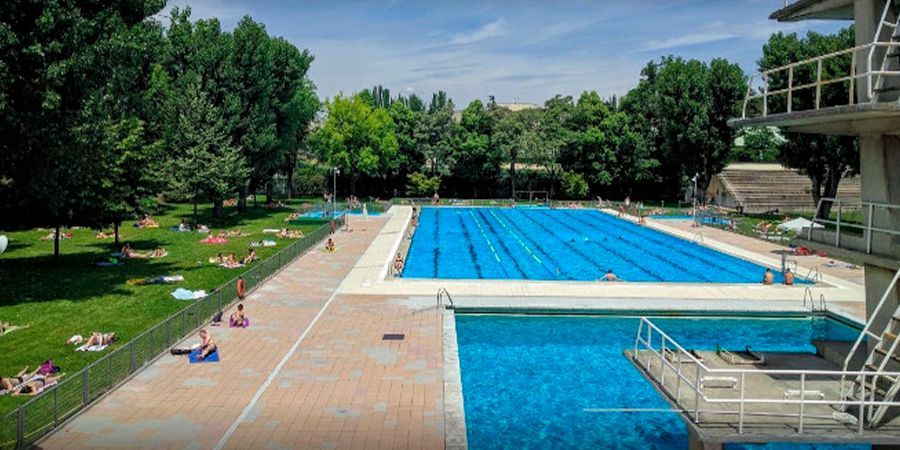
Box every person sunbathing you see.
[196,224,209,233]
[149,248,167,258]
[208,252,225,264]
[241,249,258,265]
[14,373,66,396]
[224,230,250,238]
[325,238,336,252]
[136,215,159,228]
[95,231,113,239]
[121,243,139,258]
[84,332,117,348]
[0,367,38,392]
[0,322,29,336]
[393,252,405,274]
[230,304,247,327]
[197,329,217,360]
[178,220,191,232]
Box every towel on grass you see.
[262,228,281,233]
[171,288,207,301]
[76,344,108,352]
[188,348,219,363]
[128,275,184,285]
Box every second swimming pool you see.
[403,207,794,283]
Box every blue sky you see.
[163,0,847,106]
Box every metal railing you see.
[802,286,827,312]
[633,317,900,435]
[840,268,900,391]
[0,216,344,450]
[741,1,900,119]
[437,288,454,309]
[808,197,900,254]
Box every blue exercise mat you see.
[188,349,219,363]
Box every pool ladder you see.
[802,286,827,313]
[437,288,455,309]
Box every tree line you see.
[0,0,860,253]
[0,2,318,254]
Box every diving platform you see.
[628,318,900,448]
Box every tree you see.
[760,27,858,217]
[168,79,249,217]
[416,102,456,176]
[732,127,782,162]
[453,100,502,197]
[0,0,167,258]
[389,100,424,189]
[622,56,745,201]
[312,94,400,195]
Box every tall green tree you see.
[453,100,502,197]
[312,94,400,195]
[416,101,456,176]
[759,27,858,217]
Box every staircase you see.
[870,1,900,102]
[841,267,900,428]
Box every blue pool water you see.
[404,207,794,283]
[456,315,865,450]
[297,209,382,219]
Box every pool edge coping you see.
[443,309,468,450]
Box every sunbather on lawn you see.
[0,321,29,336]
[14,373,66,396]
[1,367,38,392]
[84,332,117,348]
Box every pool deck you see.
[39,205,873,449]
[342,206,867,322]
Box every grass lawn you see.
[0,198,325,415]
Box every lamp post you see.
[691,173,699,208]
[332,167,340,218]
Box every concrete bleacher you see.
[707,163,861,213]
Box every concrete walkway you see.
[42,216,412,449]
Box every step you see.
[874,85,900,93]
[852,378,888,398]
[874,347,900,364]
[865,363,899,383]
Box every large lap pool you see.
[403,207,792,283]
[456,314,864,449]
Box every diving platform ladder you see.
[841,267,900,428]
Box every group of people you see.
[347,195,362,209]
[210,249,258,268]
[277,228,304,239]
[0,366,65,396]
[762,268,795,285]
[134,215,159,229]
[175,220,209,233]
[120,243,168,259]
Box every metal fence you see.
[0,215,344,450]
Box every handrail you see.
[741,1,900,119]
[840,267,900,385]
[633,317,900,434]
[437,287,454,308]
[804,266,821,283]
[808,197,900,254]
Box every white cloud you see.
[643,32,737,51]
[450,18,507,45]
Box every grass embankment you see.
[0,199,323,414]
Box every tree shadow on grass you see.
[0,238,202,308]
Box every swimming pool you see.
[455,314,865,450]
[403,207,793,283]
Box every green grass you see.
[0,198,324,415]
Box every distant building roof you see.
[496,102,541,111]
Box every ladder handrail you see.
[804,266,821,283]
[437,287,454,308]
[841,268,900,376]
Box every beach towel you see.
[171,288,207,300]
[200,237,228,244]
[129,275,184,285]
[262,228,281,233]
[76,344,108,352]
[219,262,244,269]
[249,240,276,248]
[188,348,219,363]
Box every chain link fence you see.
[0,215,344,450]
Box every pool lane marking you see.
[498,208,567,279]
[487,209,542,264]
[468,210,502,263]
[455,210,483,278]
[474,209,525,277]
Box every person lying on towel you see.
[14,373,66,396]
[1,367,39,392]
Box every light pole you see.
[691,173,699,208]
[332,167,340,218]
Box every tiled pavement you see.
[40,216,445,449]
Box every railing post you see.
[799,373,806,434]
[762,73,769,117]
[739,372,746,434]
[850,51,856,105]
[108,354,113,391]
[694,369,702,423]
[866,202,874,254]
[836,200,842,248]
[130,340,136,372]
[676,358,683,400]
[16,405,24,450]
[660,339,666,385]
[83,370,89,405]
[816,59,823,109]
[858,374,866,434]
[54,386,59,426]
[787,66,794,113]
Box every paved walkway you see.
[42,216,419,449]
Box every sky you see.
[162,0,847,107]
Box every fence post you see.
[108,355,113,391]
[835,200,842,248]
[82,370,89,405]
[16,406,24,450]
[866,203,874,254]
[166,320,172,347]
[130,340,136,373]
[54,386,59,426]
